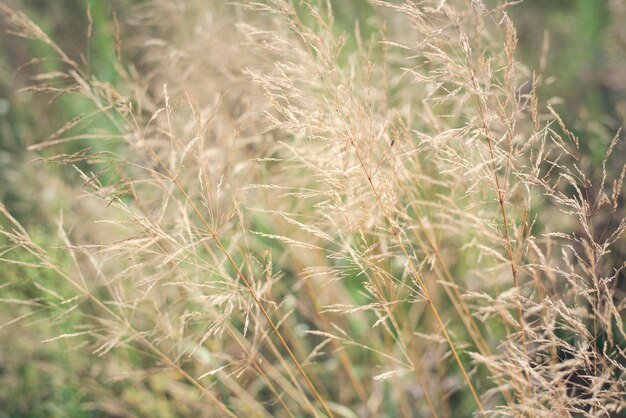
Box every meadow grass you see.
[1,1,624,417]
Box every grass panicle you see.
[1,1,624,417]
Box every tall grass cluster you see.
[1,1,624,417]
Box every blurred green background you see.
[0,2,129,417]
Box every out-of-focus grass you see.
[0,2,127,416]
[512,1,625,162]
[0,0,122,225]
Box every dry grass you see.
[1,1,624,417]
